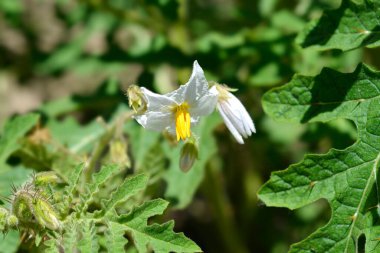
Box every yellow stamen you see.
[174,103,191,141]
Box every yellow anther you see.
[174,103,191,141]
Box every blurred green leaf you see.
[0,166,31,199]
[164,113,221,208]
[249,63,282,86]
[0,113,39,165]
[258,0,278,17]
[48,117,105,153]
[0,0,23,14]
[124,121,161,172]
[0,231,20,253]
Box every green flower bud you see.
[110,139,131,168]
[33,198,61,231]
[7,215,18,228]
[34,172,60,186]
[0,207,8,231]
[12,192,34,225]
[127,85,146,113]
[179,140,198,172]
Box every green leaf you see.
[124,121,161,172]
[88,164,119,196]
[48,117,105,153]
[104,174,148,212]
[62,221,79,252]
[119,199,201,253]
[0,113,39,165]
[296,0,380,51]
[43,240,60,253]
[164,114,221,208]
[0,230,20,253]
[105,222,128,252]
[259,63,380,252]
[78,220,99,253]
[65,163,85,196]
[0,166,31,198]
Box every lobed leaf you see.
[103,174,148,213]
[65,163,85,196]
[118,199,201,253]
[296,0,380,51]
[105,222,128,252]
[88,164,119,196]
[78,220,100,253]
[259,63,380,252]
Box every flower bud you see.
[33,198,61,231]
[179,140,198,172]
[110,139,131,168]
[7,215,18,228]
[12,189,61,231]
[34,172,60,186]
[127,85,146,113]
[12,192,34,225]
[213,83,255,144]
[0,207,8,231]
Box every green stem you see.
[204,163,249,253]
[83,111,134,183]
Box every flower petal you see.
[141,87,177,111]
[167,61,209,104]
[221,99,248,138]
[217,103,244,144]
[190,86,218,117]
[229,94,256,135]
[134,111,173,132]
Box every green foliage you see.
[297,0,380,51]
[0,114,39,165]
[0,108,202,252]
[36,164,200,253]
[260,63,380,252]
[164,114,221,208]
[118,199,201,253]
[257,0,380,251]
[4,0,380,252]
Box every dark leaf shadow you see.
[299,3,345,48]
[301,65,361,123]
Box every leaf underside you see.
[259,63,380,253]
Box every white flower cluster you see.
[129,61,255,145]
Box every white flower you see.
[134,61,218,141]
[215,84,255,144]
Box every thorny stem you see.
[83,111,135,183]
[204,162,249,253]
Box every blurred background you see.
[1,0,380,252]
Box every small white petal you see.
[217,103,244,144]
[221,99,248,138]
[232,95,255,134]
[190,86,218,117]
[134,111,173,132]
[167,61,209,104]
[141,87,177,111]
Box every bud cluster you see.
[0,172,62,235]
